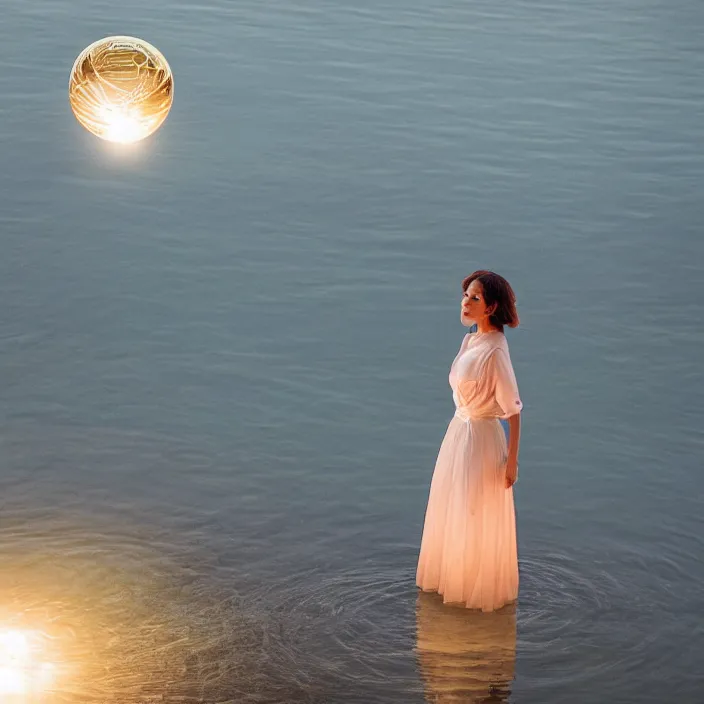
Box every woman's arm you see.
[505,412,521,488]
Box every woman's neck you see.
[475,322,501,335]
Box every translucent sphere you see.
[68,36,173,144]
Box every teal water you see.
[1,1,703,701]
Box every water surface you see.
[1,0,703,701]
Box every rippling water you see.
[1,0,703,701]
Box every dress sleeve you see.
[489,348,523,418]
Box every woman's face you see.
[461,280,493,327]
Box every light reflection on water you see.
[415,591,516,703]
[0,513,252,703]
[0,629,57,700]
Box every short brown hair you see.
[462,270,519,331]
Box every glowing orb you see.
[68,36,173,144]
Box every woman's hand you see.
[505,456,518,489]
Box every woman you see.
[416,270,522,612]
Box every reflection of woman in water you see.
[416,271,522,612]
[415,591,516,703]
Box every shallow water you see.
[1,0,703,701]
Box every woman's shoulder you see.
[493,331,510,348]
[459,332,472,350]
[482,332,512,361]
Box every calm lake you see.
[1,0,703,701]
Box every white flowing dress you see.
[416,330,523,611]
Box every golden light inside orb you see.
[0,629,56,697]
[68,35,173,144]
